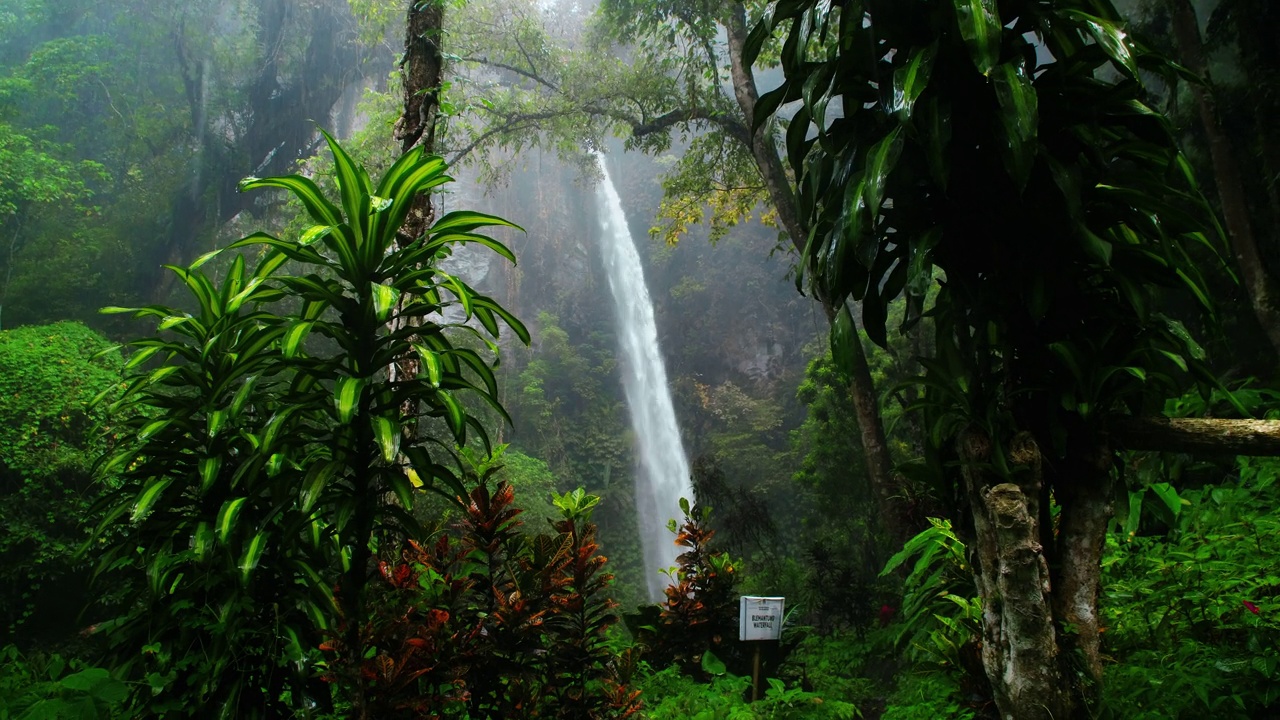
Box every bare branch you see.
[459,56,560,91]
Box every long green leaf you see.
[371,282,401,322]
[216,497,247,542]
[952,0,1001,75]
[435,390,466,443]
[371,414,400,463]
[321,129,369,248]
[992,60,1038,189]
[239,174,341,227]
[430,210,523,235]
[334,376,365,424]
[199,456,222,494]
[300,462,339,514]
[282,321,313,360]
[131,478,174,523]
[890,44,937,122]
[864,127,903,220]
[239,531,269,582]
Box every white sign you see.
[739,596,785,641]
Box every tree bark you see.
[1109,415,1280,455]
[724,4,805,250]
[959,428,1069,720]
[1050,443,1113,697]
[1168,0,1280,362]
[390,0,446,424]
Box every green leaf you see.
[414,344,442,387]
[132,478,173,523]
[952,0,1001,75]
[372,414,400,463]
[299,224,332,246]
[1150,482,1183,519]
[371,282,401,322]
[429,209,523,235]
[890,43,937,122]
[334,376,366,423]
[992,61,1038,189]
[436,390,466,442]
[701,650,727,676]
[216,497,247,542]
[831,302,857,373]
[1065,11,1139,78]
[239,531,269,582]
[300,462,338,514]
[387,471,415,511]
[199,456,222,494]
[239,174,341,227]
[193,521,215,561]
[281,321,313,359]
[864,127,903,219]
[321,129,370,244]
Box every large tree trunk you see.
[1168,0,1280,362]
[725,4,911,544]
[959,428,1077,720]
[389,0,446,422]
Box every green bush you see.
[639,662,858,720]
[0,644,129,719]
[0,321,120,644]
[1100,456,1280,718]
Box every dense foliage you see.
[2,0,1280,719]
[88,136,527,717]
[0,322,120,645]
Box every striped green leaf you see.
[334,376,365,423]
[371,283,400,322]
[300,461,339,514]
[193,521,215,561]
[281,321,313,359]
[199,456,222,494]
[414,344,442,387]
[952,0,1001,76]
[239,174,341,227]
[387,470,415,511]
[131,478,173,523]
[436,390,466,442]
[890,44,936,122]
[239,531,269,582]
[299,224,331,246]
[216,497,248,542]
[371,414,400,463]
[429,210,523,235]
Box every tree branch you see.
[460,56,559,91]
[630,108,751,146]
[1109,416,1280,455]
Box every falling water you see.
[593,154,694,602]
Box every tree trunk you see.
[959,428,1072,720]
[725,4,910,543]
[1168,0,1280,362]
[1050,443,1113,697]
[390,0,446,423]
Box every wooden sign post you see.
[738,596,784,702]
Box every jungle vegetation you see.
[2,0,1280,718]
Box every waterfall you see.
[593,154,694,602]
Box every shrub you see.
[0,322,120,645]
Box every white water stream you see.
[593,154,694,601]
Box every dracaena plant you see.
[748,0,1227,715]
[89,131,527,718]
